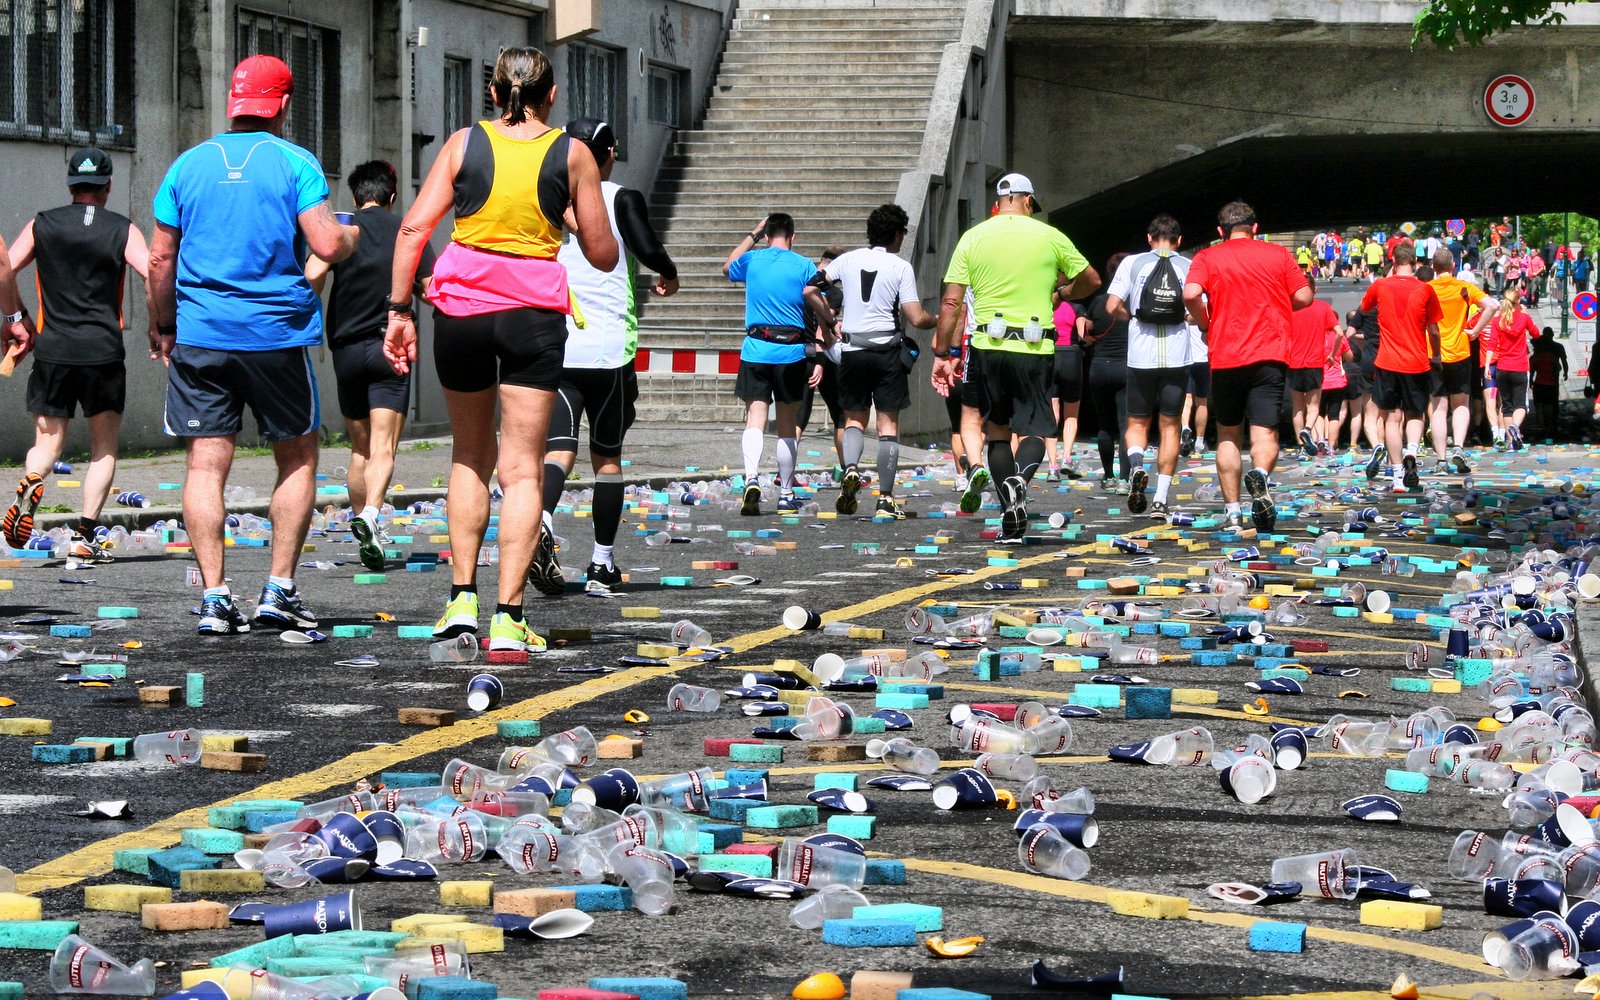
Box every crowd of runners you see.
[0,46,1588,645]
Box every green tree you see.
[1413,0,1572,50]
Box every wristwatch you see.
[2,310,22,324]
[385,297,414,317]
[932,348,953,358]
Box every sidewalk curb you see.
[33,469,751,534]
[1578,601,1599,721]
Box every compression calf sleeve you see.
[842,426,865,470]
[1015,436,1046,484]
[875,435,899,496]
[987,439,1018,483]
[592,473,624,547]
[741,428,763,480]
[541,462,568,526]
[776,437,798,492]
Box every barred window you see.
[443,56,472,136]
[567,41,623,159]
[0,0,136,148]
[481,62,494,119]
[647,63,684,128]
[236,8,341,171]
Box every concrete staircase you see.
[635,0,967,424]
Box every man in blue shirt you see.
[147,54,358,635]
[723,212,835,515]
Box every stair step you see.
[733,19,962,32]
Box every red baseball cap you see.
[227,55,293,119]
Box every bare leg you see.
[1216,423,1244,503]
[82,411,121,522]
[345,417,371,513]
[1428,396,1449,460]
[443,388,498,587]
[1449,394,1470,449]
[363,407,405,513]
[1060,400,1080,469]
[184,435,236,589]
[491,384,556,608]
[24,415,67,479]
[1155,411,1180,476]
[1383,409,1404,466]
[1249,423,1280,477]
[268,432,318,581]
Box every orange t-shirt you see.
[1361,274,1441,374]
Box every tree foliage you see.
[1413,0,1571,50]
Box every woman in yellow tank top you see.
[385,46,617,653]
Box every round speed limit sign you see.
[1484,74,1535,127]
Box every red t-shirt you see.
[1288,299,1337,368]
[1361,274,1441,374]
[1186,238,1307,370]
[1490,311,1536,371]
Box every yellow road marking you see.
[1208,984,1553,1000]
[19,521,1132,894]
[897,858,1499,978]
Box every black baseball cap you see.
[66,147,112,186]
[565,117,617,166]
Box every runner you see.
[1341,309,1371,456]
[3,147,150,558]
[1181,321,1210,458]
[1363,238,1384,280]
[930,173,1098,541]
[1360,243,1443,491]
[305,160,435,572]
[1426,247,1494,475]
[1182,201,1312,531]
[534,117,678,597]
[1286,274,1337,458]
[148,55,359,635]
[1316,322,1354,453]
[1484,288,1536,451]
[384,45,618,649]
[724,213,836,516]
[1043,289,1081,479]
[827,204,936,520]
[796,247,846,479]
[1104,214,1194,519]
[1082,256,1131,489]
[1531,326,1567,440]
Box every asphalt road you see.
[0,442,1594,1000]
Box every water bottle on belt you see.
[987,312,1006,339]
[1023,315,1043,344]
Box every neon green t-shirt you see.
[943,214,1090,355]
[1365,242,1384,265]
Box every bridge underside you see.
[1049,131,1600,266]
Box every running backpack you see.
[1135,253,1185,325]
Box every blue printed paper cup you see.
[260,890,361,938]
[931,767,997,810]
[570,768,641,811]
[317,812,378,860]
[466,673,504,711]
[1484,877,1568,918]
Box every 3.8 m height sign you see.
[1484,74,1535,127]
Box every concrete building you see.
[0,0,731,456]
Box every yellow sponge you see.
[408,921,505,953]
[439,880,494,907]
[1172,688,1220,706]
[1107,890,1189,919]
[0,892,42,920]
[1359,899,1442,931]
[390,912,463,934]
[1430,679,1462,695]
[84,885,172,913]
[636,642,679,658]
[179,968,255,999]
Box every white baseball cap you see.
[995,173,1041,213]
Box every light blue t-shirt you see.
[153,131,329,351]
[728,246,817,364]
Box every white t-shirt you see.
[559,182,632,369]
[825,245,921,351]
[1107,250,1195,370]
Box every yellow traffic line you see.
[18,521,1148,894]
[897,858,1499,978]
[1208,983,1557,1000]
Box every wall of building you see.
[0,0,731,458]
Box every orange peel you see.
[1389,973,1418,1000]
[1338,689,1368,699]
[791,972,845,1000]
[623,709,651,724]
[994,789,1017,810]
[1241,697,1269,716]
[923,934,985,958]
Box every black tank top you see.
[32,203,131,365]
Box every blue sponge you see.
[1124,687,1172,720]
[553,884,633,912]
[1248,920,1307,953]
[895,991,992,1000]
[588,978,688,1000]
[414,978,497,1000]
[821,918,918,947]
[865,860,906,885]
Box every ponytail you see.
[490,47,554,126]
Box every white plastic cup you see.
[669,619,713,647]
[1017,823,1091,880]
[131,728,202,765]
[666,683,721,713]
[1271,847,1358,899]
[788,882,868,929]
[775,837,867,889]
[47,935,156,996]
[605,842,675,916]
[866,737,940,776]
